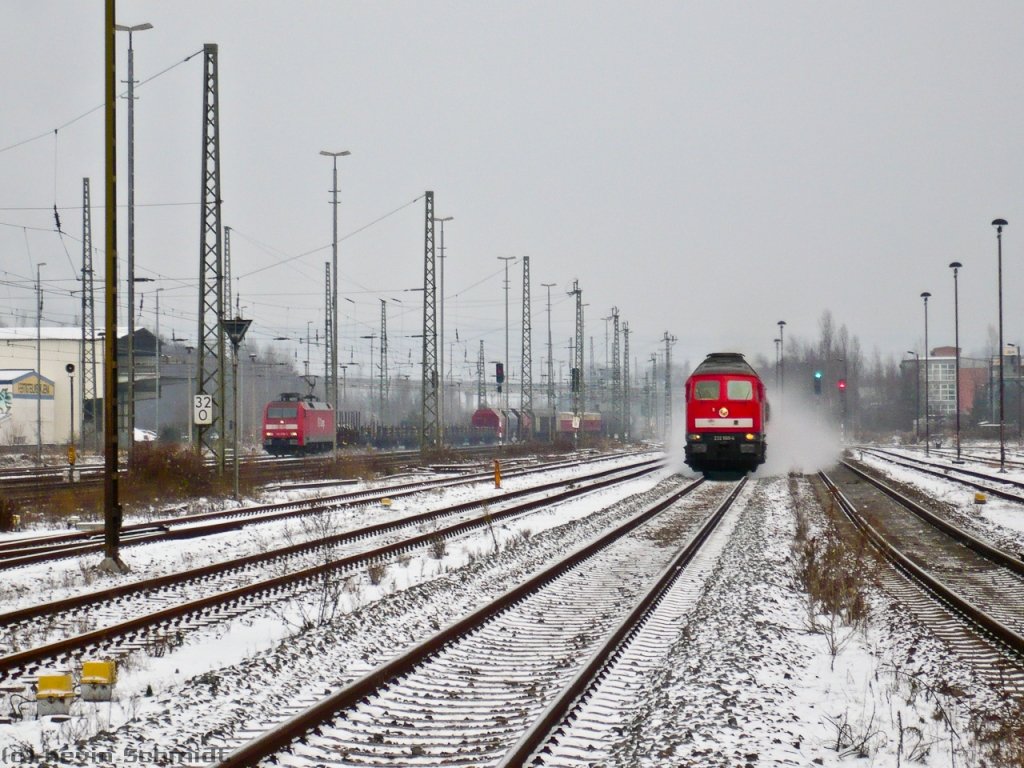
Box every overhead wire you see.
[234,194,426,279]
[0,48,203,156]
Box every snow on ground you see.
[856,442,1024,556]
[0,453,652,614]
[0,457,672,759]
[0,453,1014,766]
[612,475,1002,767]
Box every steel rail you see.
[858,447,1024,503]
[0,456,663,628]
[841,459,1024,573]
[0,453,652,568]
[211,476,706,768]
[0,460,666,680]
[501,477,747,767]
[819,471,1024,658]
[0,443,544,515]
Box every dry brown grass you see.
[123,442,216,505]
[972,701,1024,767]
[796,523,872,628]
[0,495,14,532]
[792,477,874,666]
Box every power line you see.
[0,48,203,156]
[0,201,199,211]
[233,194,426,279]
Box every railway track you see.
[211,478,747,767]
[858,446,1024,503]
[0,456,666,696]
[900,443,1024,471]
[0,444,530,512]
[0,452,622,569]
[820,464,1024,695]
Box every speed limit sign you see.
[193,393,214,425]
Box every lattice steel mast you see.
[611,307,621,438]
[663,331,676,438]
[380,298,388,426]
[223,225,232,326]
[324,262,331,402]
[622,322,630,440]
[520,255,533,438]
[420,192,439,449]
[81,178,99,450]
[195,43,226,470]
[477,340,485,408]
[542,282,555,440]
[570,281,584,419]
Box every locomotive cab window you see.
[268,406,299,419]
[694,381,720,400]
[726,380,753,400]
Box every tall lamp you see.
[921,291,931,456]
[992,218,1008,472]
[949,262,963,463]
[907,351,920,440]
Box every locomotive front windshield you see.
[694,379,754,401]
[268,405,299,419]
[727,380,753,400]
[694,381,720,399]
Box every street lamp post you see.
[542,282,556,441]
[773,338,781,391]
[777,320,786,400]
[834,356,849,441]
[949,262,963,463]
[247,352,256,444]
[921,291,932,456]
[1011,344,1019,450]
[185,345,195,444]
[66,363,76,481]
[115,22,153,459]
[222,317,252,499]
[433,216,453,444]
[36,262,46,461]
[993,218,1008,472]
[154,287,163,439]
[498,257,516,441]
[907,351,920,440]
[1009,343,1021,448]
[320,149,350,455]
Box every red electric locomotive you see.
[684,352,768,473]
[471,407,505,443]
[262,392,336,455]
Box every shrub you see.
[124,442,215,503]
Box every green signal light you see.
[814,370,823,379]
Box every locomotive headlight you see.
[688,434,701,441]
[745,433,755,441]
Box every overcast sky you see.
[3,1,1024,384]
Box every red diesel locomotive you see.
[684,352,768,473]
[262,392,336,455]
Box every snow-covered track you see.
[0,458,665,692]
[895,443,1024,472]
[501,477,747,767]
[0,453,631,569]
[0,445,564,523]
[820,467,1024,693]
[212,476,739,768]
[857,446,1024,503]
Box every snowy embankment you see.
[2,464,1016,766]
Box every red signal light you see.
[837,378,847,390]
